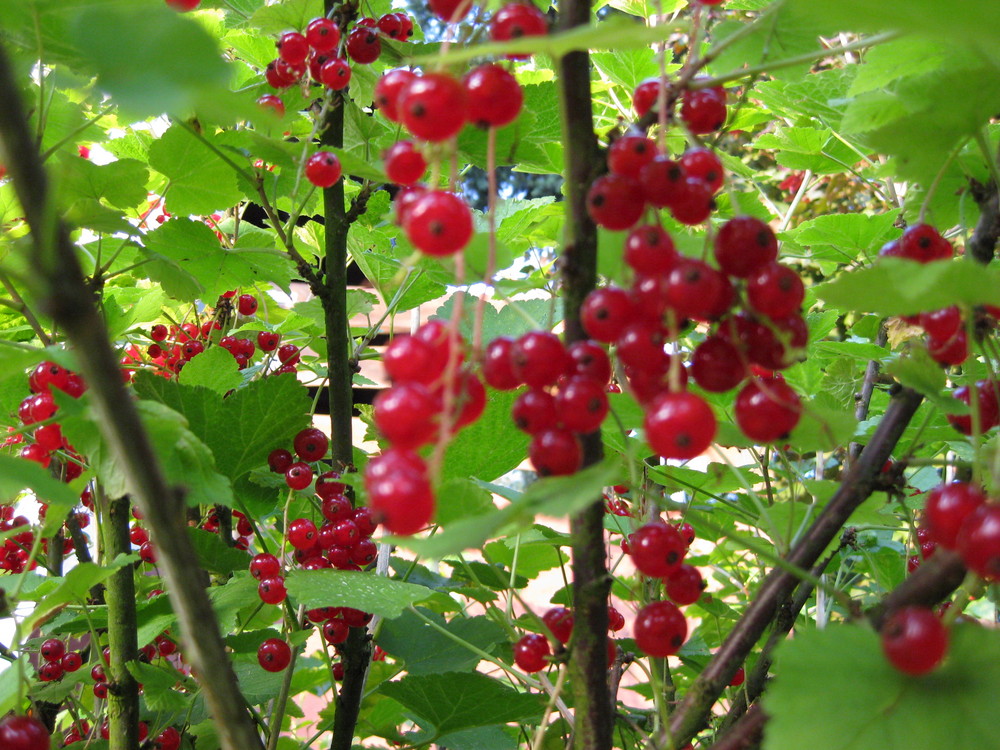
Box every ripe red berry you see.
[306,17,341,53]
[490,2,548,59]
[305,151,342,188]
[555,376,609,433]
[881,607,948,675]
[668,177,714,225]
[666,259,729,322]
[587,173,645,231]
[624,224,678,276]
[377,12,404,38]
[746,262,804,319]
[250,553,281,580]
[679,147,724,193]
[511,331,570,389]
[294,427,329,461]
[899,223,952,263]
[607,605,625,632]
[285,462,314,491]
[680,87,727,134]
[268,448,293,473]
[257,94,285,117]
[529,428,582,476]
[366,470,435,535]
[483,336,522,390]
[946,380,1000,435]
[729,666,746,687]
[277,343,300,365]
[0,715,50,750]
[629,521,686,578]
[155,727,182,750]
[632,78,662,118]
[955,503,1000,580]
[691,336,746,392]
[258,576,287,605]
[258,638,292,672]
[39,661,64,681]
[645,391,716,461]
[61,652,83,672]
[41,638,66,662]
[513,633,550,672]
[237,294,258,316]
[581,286,633,342]
[566,340,612,384]
[373,382,439,448]
[398,73,467,142]
[639,155,685,208]
[384,141,427,185]
[277,32,309,65]
[463,63,524,128]
[714,216,778,278]
[512,389,558,435]
[403,190,474,256]
[319,57,352,90]
[346,26,382,63]
[542,606,574,644]
[287,518,318,550]
[257,331,280,352]
[924,482,987,549]
[734,378,801,443]
[665,564,705,605]
[608,134,657,178]
[374,69,417,122]
[428,0,472,21]
[634,600,687,657]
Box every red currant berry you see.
[679,147,724,193]
[881,607,948,675]
[729,666,746,687]
[41,638,66,662]
[377,12,404,38]
[624,224,678,276]
[398,73,467,142]
[257,331,280,351]
[587,173,645,231]
[258,576,287,605]
[319,57,352,90]
[607,605,625,632]
[746,262,804,319]
[946,380,1000,435]
[555,376,609,433]
[306,17,341,53]
[645,391,716,461]
[490,2,548,59]
[305,151,342,188]
[734,378,801,443]
[257,638,292,672]
[513,633,550,672]
[373,382,439,448]
[268,448,293,474]
[384,141,427,186]
[61,652,83,672]
[668,177,714,225]
[346,26,382,63]
[463,63,524,128]
[634,600,687,657]
[39,661,64,681]
[567,340,612,384]
[374,69,417,122]
[0,715,50,750]
[632,78,662,118]
[680,87,727,134]
[294,427,329,461]
[403,190,474,256]
[899,223,952,263]
[483,336,522,390]
[629,521,686,578]
[322,619,350,645]
[277,32,310,65]
[956,503,1000,581]
[581,286,633,343]
[237,294,258,316]
[429,0,471,21]
[366,471,435,535]
[512,389,558,435]
[511,331,570,389]
[155,727,182,750]
[542,606,574,644]
[529,428,582,476]
[285,462,314,491]
[691,336,746,393]
[714,216,778,278]
[665,564,705,605]
[608,134,656,179]
[924,482,986,549]
[639,155,685,208]
[250,553,281,580]
[287,518,318,550]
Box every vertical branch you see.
[104,493,139,750]
[0,41,264,750]
[319,3,371,743]
[556,0,611,748]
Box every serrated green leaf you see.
[0,454,81,535]
[782,213,899,265]
[377,609,507,675]
[148,126,244,216]
[58,156,149,211]
[188,527,250,575]
[21,555,135,633]
[764,623,1000,750]
[380,672,544,736]
[285,570,433,618]
[178,347,243,395]
[128,661,194,713]
[816,258,1000,315]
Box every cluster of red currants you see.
[138,292,299,378]
[11,361,87,475]
[512,603,627,673]
[624,520,700,657]
[366,319,486,534]
[482,331,612,477]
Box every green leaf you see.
[788,401,858,452]
[178,347,243,395]
[188,528,250,575]
[69,4,232,118]
[21,555,135,633]
[380,672,544,736]
[440,389,529,483]
[782,213,899,265]
[377,609,507,675]
[148,126,245,217]
[133,372,311,485]
[754,127,859,174]
[815,258,1000,315]
[58,156,149,211]
[883,350,955,412]
[128,662,194,713]
[285,570,433,618]
[764,623,1000,750]
[0,454,81,535]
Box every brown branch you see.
[0,40,264,750]
[556,0,612,747]
[867,548,967,629]
[849,321,889,462]
[968,177,1000,265]
[662,387,923,748]
[707,703,766,750]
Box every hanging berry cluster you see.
[366,320,486,534]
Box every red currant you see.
[587,174,645,231]
[258,577,287,605]
[384,141,427,186]
[529,429,582,476]
[294,427,329,461]
[306,17,341,53]
[346,26,382,63]
[665,564,704,605]
[398,73,467,142]
[374,69,417,122]
[735,378,801,443]
[257,638,292,672]
[881,607,948,675]
[490,2,548,59]
[956,503,1000,580]
[924,482,986,549]
[634,601,687,657]
[305,151,342,188]
[629,521,686,578]
[403,190,473,256]
[513,633,550,672]
[645,391,716,460]
[542,606,574,644]
[463,64,524,128]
